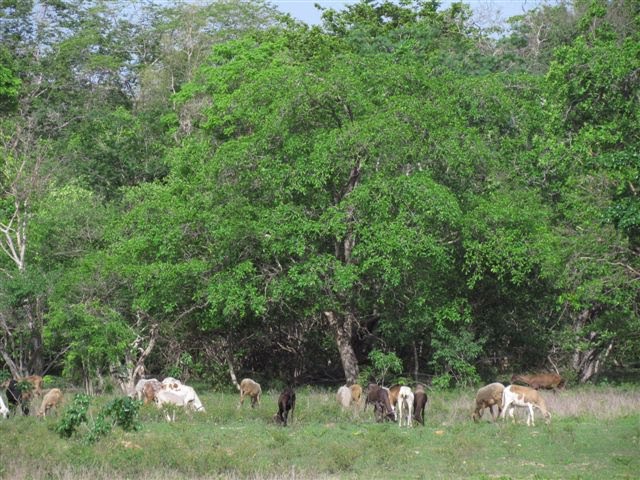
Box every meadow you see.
[1,385,639,479]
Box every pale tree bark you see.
[571,305,611,383]
[573,331,613,383]
[0,128,47,376]
[0,348,20,379]
[324,310,359,385]
[114,318,159,395]
[225,346,241,390]
[0,312,21,377]
[82,360,93,395]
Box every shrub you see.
[55,394,90,439]
[55,394,141,444]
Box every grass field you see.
[1,385,639,479]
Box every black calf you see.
[6,379,30,416]
[274,387,296,426]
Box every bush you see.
[55,394,141,444]
[55,394,90,439]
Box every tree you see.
[0,48,20,112]
[0,116,52,376]
[540,0,640,381]
[498,1,579,74]
[0,0,134,376]
[165,19,504,384]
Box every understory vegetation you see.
[1,385,639,479]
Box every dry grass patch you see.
[544,385,640,419]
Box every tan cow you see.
[37,388,63,418]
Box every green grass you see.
[1,385,639,479]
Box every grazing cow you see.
[155,384,205,421]
[413,385,428,426]
[161,377,183,390]
[387,385,402,409]
[168,384,205,412]
[336,385,352,409]
[273,387,296,426]
[364,384,385,411]
[397,386,414,427]
[143,381,160,405]
[375,388,396,422]
[6,379,31,416]
[133,378,162,402]
[179,385,205,412]
[0,395,8,418]
[349,384,363,406]
[501,384,551,426]
[155,389,189,422]
[37,388,64,418]
[365,384,395,422]
[472,382,505,422]
[238,378,262,408]
[511,373,565,392]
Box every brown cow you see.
[143,381,161,405]
[349,384,363,406]
[511,373,565,392]
[387,385,402,408]
[413,385,428,426]
[1,375,44,397]
[365,384,396,422]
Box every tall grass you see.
[1,384,639,479]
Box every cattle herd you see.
[0,372,565,427]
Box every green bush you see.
[55,394,90,439]
[55,394,141,443]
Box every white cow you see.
[177,385,205,412]
[155,384,205,421]
[397,386,414,427]
[161,377,183,389]
[0,395,8,418]
[501,384,551,426]
[336,385,352,409]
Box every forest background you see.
[0,0,638,394]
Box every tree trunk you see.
[413,341,421,383]
[25,297,44,375]
[324,310,359,384]
[571,305,609,383]
[118,321,159,395]
[225,346,241,390]
[82,360,93,395]
[0,348,20,379]
[573,335,613,383]
[323,141,362,385]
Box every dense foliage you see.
[0,0,638,390]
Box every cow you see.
[273,387,296,426]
